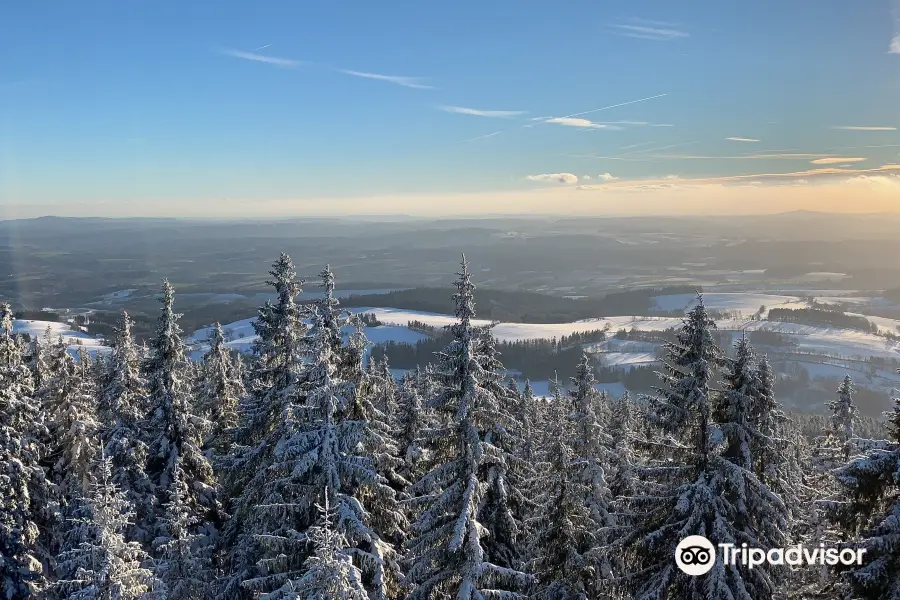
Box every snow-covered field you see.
[526,380,626,399]
[187,317,428,358]
[10,319,111,358]
[190,305,900,366]
[597,352,658,370]
[651,293,809,314]
[350,307,684,342]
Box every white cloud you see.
[526,173,579,184]
[890,35,900,54]
[810,157,866,165]
[574,164,900,191]
[339,69,435,89]
[599,173,618,181]
[582,175,592,180]
[845,175,899,188]
[832,125,897,131]
[726,137,760,142]
[545,117,621,130]
[438,106,526,118]
[610,23,689,41]
[219,48,303,68]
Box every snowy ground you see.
[525,380,626,399]
[651,293,809,314]
[597,352,659,370]
[9,319,111,358]
[187,318,428,360]
[191,305,900,365]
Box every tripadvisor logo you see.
[675,535,867,576]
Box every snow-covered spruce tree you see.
[567,352,616,556]
[474,327,529,571]
[199,323,245,456]
[144,280,220,540]
[239,307,402,599]
[541,373,567,453]
[396,372,426,483]
[828,375,859,461]
[46,345,101,509]
[40,335,77,462]
[97,311,154,545]
[527,403,602,600]
[405,256,531,599]
[753,353,811,525]
[28,329,51,393]
[819,380,900,600]
[220,254,309,599]
[0,303,52,598]
[717,335,770,472]
[150,468,215,600]
[52,456,154,600]
[321,307,408,548]
[626,295,788,600]
[316,264,347,358]
[607,390,639,513]
[369,356,399,430]
[518,379,539,469]
[811,375,861,492]
[261,493,368,600]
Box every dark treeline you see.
[372,334,588,381]
[13,310,62,322]
[344,284,701,323]
[767,307,879,333]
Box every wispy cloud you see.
[545,117,622,130]
[339,69,435,89]
[253,44,272,51]
[892,2,900,53]
[592,121,673,127]
[526,173,579,184]
[439,106,526,118]
[563,154,659,162]
[726,137,760,142]
[619,141,658,150]
[599,173,619,181]
[456,131,503,144]
[219,48,303,68]
[825,144,900,152]
[575,164,900,191]
[810,157,866,165]
[832,125,897,131]
[649,152,834,160]
[610,19,689,41]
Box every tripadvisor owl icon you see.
[675,535,716,576]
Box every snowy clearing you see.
[651,293,809,313]
[8,319,111,357]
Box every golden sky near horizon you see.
[3,167,898,219]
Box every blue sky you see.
[1,0,899,217]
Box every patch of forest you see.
[767,307,879,333]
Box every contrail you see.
[449,92,667,145]
[254,44,272,51]
[455,131,502,144]
[552,94,668,121]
